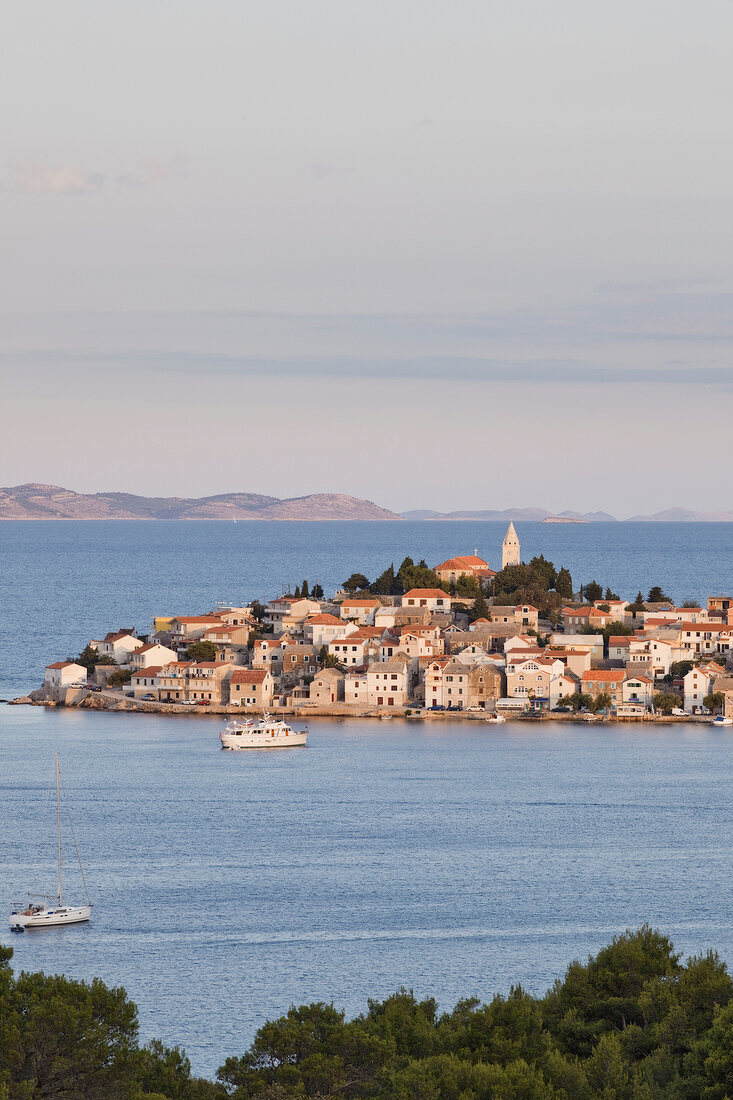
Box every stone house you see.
[367,657,410,707]
[252,638,285,676]
[186,662,234,704]
[344,671,369,706]
[130,667,162,700]
[581,669,627,711]
[424,657,452,709]
[158,662,194,702]
[229,669,275,708]
[280,641,318,681]
[401,588,452,612]
[309,668,345,704]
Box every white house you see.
[130,667,162,699]
[339,598,379,625]
[549,673,577,709]
[305,615,358,649]
[90,630,144,664]
[550,634,605,661]
[44,661,87,689]
[506,657,565,702]
[129,642,177,670]
[622,674,654,709]
[683,662,725,713]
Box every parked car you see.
[124,691,134,698]
[180,699,197,706]
[90,685,102,693]
[142,693,155,701]
[671,708,686,716]
[429,705,445,711]
[196,699,211,706]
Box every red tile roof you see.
[403,589,451,599]
[230,670,268,684]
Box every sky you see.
[2,0,732,516]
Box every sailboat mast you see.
[56,754,62,906]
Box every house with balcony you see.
[130,667,162,700]
[186,662,234,704]
[158,662,194,702]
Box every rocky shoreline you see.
[6,690,712,724]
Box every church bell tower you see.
[502,521,520,569]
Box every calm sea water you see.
[1,521,733,1078]
[2,708,733,1078]
[1,519,732,696]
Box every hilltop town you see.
[29,524,733,721]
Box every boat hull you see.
[9,904,91,928]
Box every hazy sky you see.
[2,0,732,515]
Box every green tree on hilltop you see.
[648,585,672,603]
[343,572,370,594]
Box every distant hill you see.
[0,484,402,521]
[400,507,618,522]
[400,506,733,522]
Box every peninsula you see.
[20,525,733,723]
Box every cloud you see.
[1,159,175,196]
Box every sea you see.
[1,520,733,1078]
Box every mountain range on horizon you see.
[400,506,733,522]
[1,484,732,522]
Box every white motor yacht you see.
[219,712,308,749]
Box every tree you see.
[682,598,699,608]
[343,572,370,594]
[301,579,310,598]
[669,660,693,681]
[185,640,217,663]
[567,692,592,713]
[311,582,324,599]
[605,587,619,601]
[592,692,612,714]
[318,645,343,670]
[704,692,725,715]
[654,691,682,715]
[469,591,490,623]
[293,584,301,598]
[556,567,573,599]
[584,580,603,604]
[107,668,132,687]
[629,591,646,613]
[648,586,671,603]
[371,564,397,595]
[73,643,116,671]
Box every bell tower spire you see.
[502,521,520,569]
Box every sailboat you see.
[9,754,92,930]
